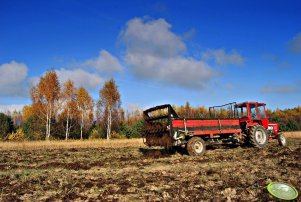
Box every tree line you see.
[0,70,143,141]
[0,75,300,141]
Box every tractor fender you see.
[246,122,258,129]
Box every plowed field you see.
[0,139,300,201]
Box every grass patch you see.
[0,138,145,151]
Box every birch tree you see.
[98,79,121,140]
[77,86,94,140]
[31,70,60,140]
[62,80,77,140]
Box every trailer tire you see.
[249,125,268,148]
[277,133,286,146]
[187,137,206,156]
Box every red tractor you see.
[143,101,286,156]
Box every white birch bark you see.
[48,106,52,140]
[107,106,112,140]
[65,107,69,140]
[46,111,49,140]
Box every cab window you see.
[258,105,266,118]
[250,104,258,119]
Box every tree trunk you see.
[80,110,84,140]
[48,107,52,140]
[65,108,69,140]
[107,106,112,140]
[46,111,49,141]
[68,124,72,138]
[109,108,112,138]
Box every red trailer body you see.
[172,119,241,137]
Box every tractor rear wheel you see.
[277,133,287,146]
[249,125,268,148]
[187,137,206,156]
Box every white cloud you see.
[0,61,28,97]
[30,50,120,93]
[55,68,104,90]
[127,53,214,89]
[85,50,122,74]
[120,17,186,58]
[261,82,301,94]
[120,17,216,90]
[0,104,25,113]
[201,49,244,65]
[288,32,301,53]
[182,28,196,40]
[29,76,40,87]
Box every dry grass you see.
[0,138,145,151]
[0,131,300,151]
[283,131,301,139]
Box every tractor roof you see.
[236,101,266,107]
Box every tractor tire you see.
[277,133,287,146]
[187,137,206,156]
[249,125,268,148]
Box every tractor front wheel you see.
[187,137,206,156]
[249,125,268,148]
[277,133,287,146]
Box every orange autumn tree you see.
[31,70,60,140]
[61,80,78,140]
[98,79,121,140]
[77,86,94,140]
[22,105,33,121]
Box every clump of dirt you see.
[139,148,175,158]
[277,145,301,171]
[38,162,91,170]
[144,133,173,147]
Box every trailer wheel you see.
[277,133,286,146]
[187,137,206,156]
[249,125,268,148]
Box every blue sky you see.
[0,0,301,112]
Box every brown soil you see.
[0,140,300,201]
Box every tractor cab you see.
[235,102,269,129]
[235,101,286,146]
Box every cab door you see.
[257,104,269,129]
[250,103,268,129]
